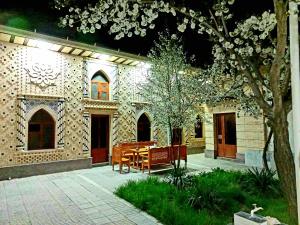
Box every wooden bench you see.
[119,141,157,150]
[169,145,187,168]
[112,146,131,173]
[141,145,187,174]
[141,147,171,174]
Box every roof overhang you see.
[0,25,147,66]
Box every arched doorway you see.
[91,115,109,164]
[137,113,151,142]
[28,109,55,150]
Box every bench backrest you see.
[112,146,124,162]
[169,145,187,161]
[119,141,157,149]
[149,147,170,164]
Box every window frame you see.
[194,118,203,139]
[90,72,110,101]
[26,108,57,151]
[91,80,109,100]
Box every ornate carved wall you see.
[116,65,168,146]
[62,55,85,160]
[0,43,19,167]
[117,66,137,142]
[0,42,86,167]
[0,40,169,168]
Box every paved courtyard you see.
[0,154,249,225]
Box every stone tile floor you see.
[0,154,249,225]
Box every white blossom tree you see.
[54,0,297,219]
[142,34,206,187]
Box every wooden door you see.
[91,115,109,163]
[215,113,237,158]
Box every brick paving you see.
[0,166,159,225]
[0,153,249,225]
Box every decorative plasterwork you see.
[18,94,64,101]
[82,112,90,153]
[83,99,119,110]
[24,63,60,89]
[131,101,151,110]
[16,95,65,151]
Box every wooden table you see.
[128,147,149,169]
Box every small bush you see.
[240,167,281,196]
[165,167,196,189]
[187,169,245,213]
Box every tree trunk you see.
[262,129,273,172]
[272,110,297,220]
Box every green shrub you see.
[116,177,231,225]
[187,169,245,213]
[165,167,196,189]
[240,167,281,196]
[115,170,293,225]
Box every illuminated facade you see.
[0,25,206,178]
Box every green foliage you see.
[187,169,245,213]
[116,177,228,225]
[142,34,206,190]
[240,167,281,196]
[116,170,295,225]
[165,167,194,189]
[142,33,205,131]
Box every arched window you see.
[91,71,109,100]
[28,109,55,150]
[172,128,182,145]
[137,113,151,142]
[195,115,203,138]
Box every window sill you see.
[21,148,64,153]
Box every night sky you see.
[0,0,273,66]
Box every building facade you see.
[0,26,171,179]
[203,104,268,166]
[0,25,279,179]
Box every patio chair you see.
[112,146,131,173]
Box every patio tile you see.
[92,217,111,224]
[113,219,136,225]
[0,153,249,225]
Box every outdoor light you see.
[50,44,62,51]
[130,61,140,66]
[27,39,38,47]
[91,52,101,58]
[98,53,111,61]
[13,36,25,45]
[71,49,83,55]
[0,33,11,42]
[27,40,61,52]
[140,62,151,69]
[36,40,54,50]
[81,50,92,57]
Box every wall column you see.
[16,96,26,151]
[112,112,119,146]
[289,2,300,221]
[82,112,90,154]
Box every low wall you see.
[0,158,92,181]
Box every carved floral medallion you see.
[25,63,60,89]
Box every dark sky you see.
[0,0,273,66]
